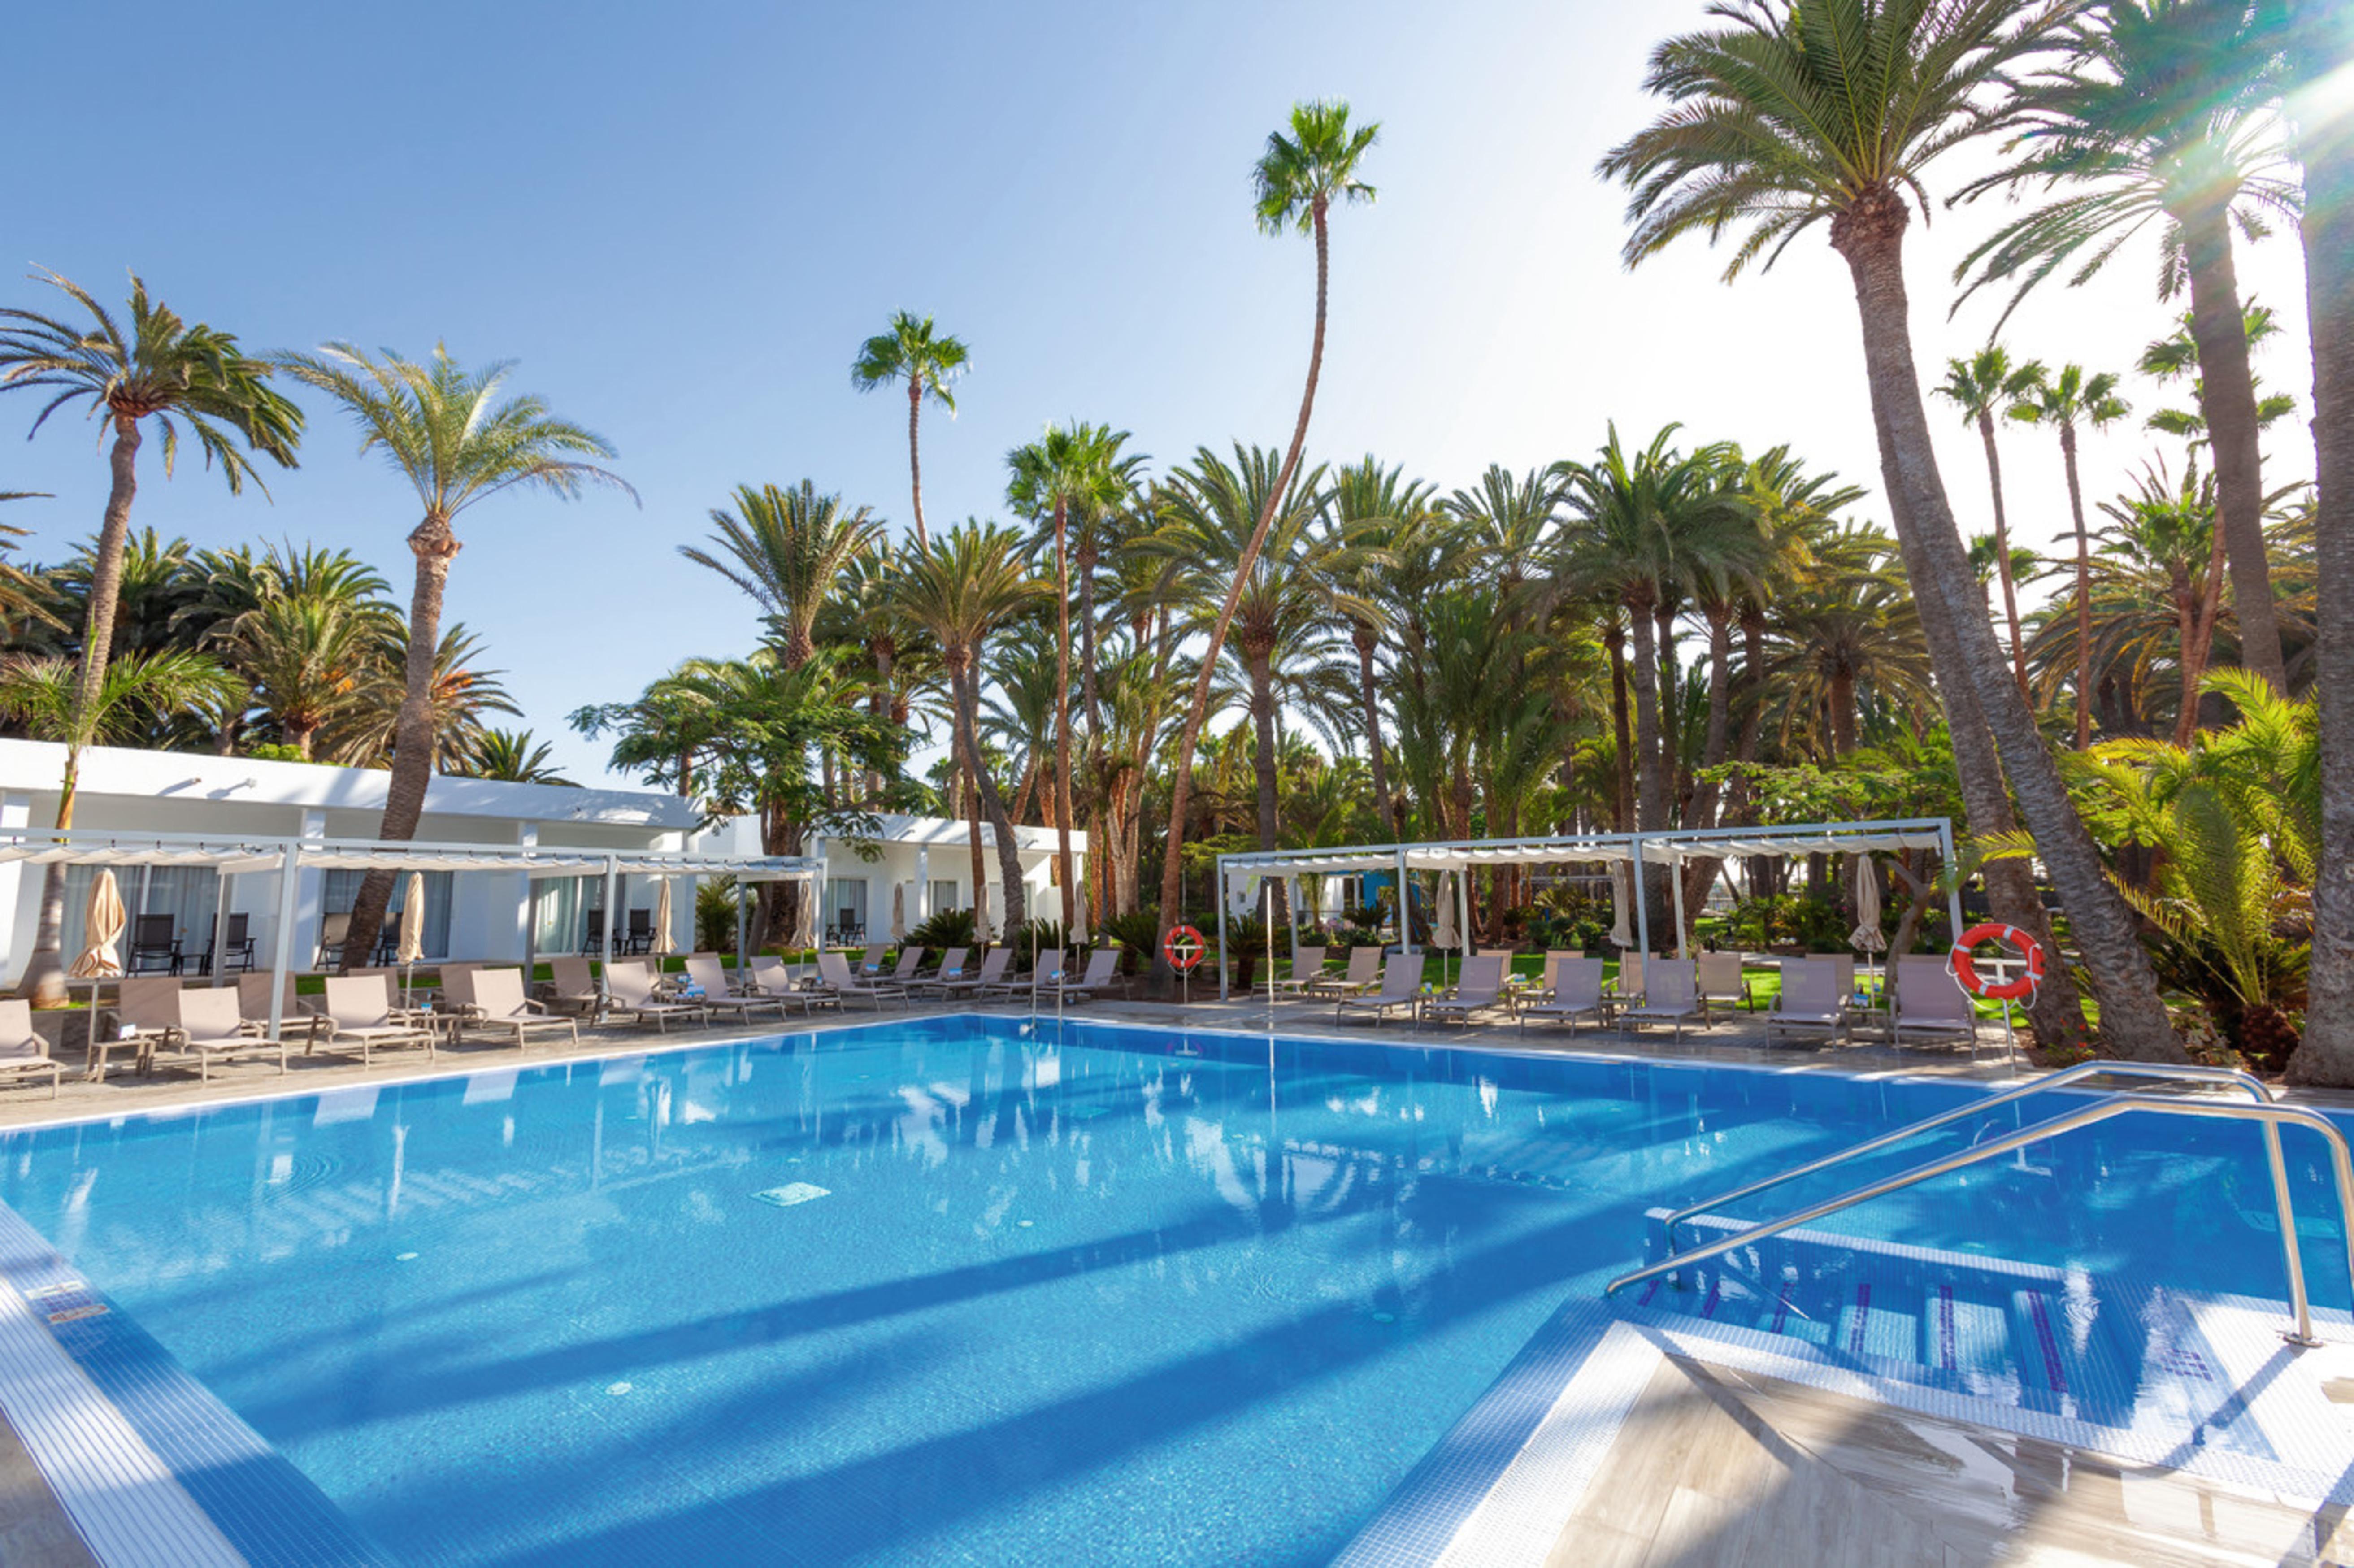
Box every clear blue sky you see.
[5,0,2315,785]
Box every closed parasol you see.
[69,869,127,979]
[651,878,675,957]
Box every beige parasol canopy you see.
[397,872,426,964]
[1432,872,1459,951]
[651,877,676,957]
[1850,855,1886,953]
[69,869,127,979]
[890,882,907,943]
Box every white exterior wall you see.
[692,813,1088,938]
[0,740,701,982]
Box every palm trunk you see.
[1051,499,1076,930]
[22,415,145,1004]
[1246,643,1286,924]
[341,510,457,969]
[1155,197,1333,968]
[2178,204,2285,689]
[964,755,988,940]
[2060,422,2097,748]
[1605,625,1634,830]
[951,660,1025,933]
[1353,624,1395,834]
[2288,11,2354,1084]
[1078,539,1106,921]
[1833,194,2176,1062]
[1828,667,1857,756]
[1626,594,1667,831]
[906,379,929,553]
[1975,410,2029,694]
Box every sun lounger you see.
[95,976,185,1078]
[163,987,287,1080]
[1056,947,1121,1003]
[321,975,436,1064]
[0,1001,60,1098]
[1271,945,1329,996]
[738,954,835,1012]
[915,948,1005,999]
[604,960,709,1032]
[885,947,925,984]
[1766,957,1846,1044]
[1518,957,1607,1036]
[979,948,1061,1002]
[819,951,912,1010]
[1891,954,1981,1051]
[1335,951,1425,1026]
[1422,954,1511,1028]
[1696,951,1752,1019]
[237,970,326,1054]
[856,943,887,975]
[1305,947,1382,998]
[1620,960,1706,1041]
[456,968,581,1051]
[681,953,791,1025]
[914,947,968,988]
[539,956,604,1020]
[1609,951,1647,1010]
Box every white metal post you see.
[600,856,619,1004]
[265,841,300,1043]
[1631,835,1651,970]
[1216,856,1230,1001]
[1396,848,1414,956]
[207,871,232,986]
[1670,848,1689,961]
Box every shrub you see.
[907,906,977,950]
[1102,911,1162,974]
[695,877,739,953]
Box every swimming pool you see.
[0,1015,2345,1566]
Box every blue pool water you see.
[1,1015,2347,1567]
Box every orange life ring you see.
[1949,923,2045,1001]
[1163,925,1207,972]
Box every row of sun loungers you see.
[1290,944,1983,1047]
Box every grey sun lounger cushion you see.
[1891,954,1980,1047]
[683,954,791,1023]
[1306,947,1383,997]
[0,1001,60,1098]
[165,987,288,1080]
[818,951,912,1010]
[1768,959,1846,1042]
[321,975,437,1064]
[461,969,581,1051]
[1620,963,1706,1041]
[1519,957,1607,1035]
[1422,954,1510,1027]
[1271,946,1329,994]
[1336,952,1425,1025]
[604,961,709,1033]
[1057,948,1121,1003]
[918,948,1008,997]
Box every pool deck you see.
[0,992,2345,1566]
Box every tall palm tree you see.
[1147,445,1375,903]
[0,650,242,1002]
[1155,99,1378,958]
[279,343,629,967]
[1953,0,2298,688]
[321,624,520,770]
[1934,347,2045,691]
[0,272,300,1004]
[681,481,881,668]
[890,522,1043,931]
[1600,0,2146,1059]
[2271,0,2354,1086]
[2010,365,2132,747]
[1551,425,1750,840]
[2138,303,2300,444]
[1325,458,1437,834]
[851,311,969,552]
[1008,422,1129,929]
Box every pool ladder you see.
[1604,1062,2354,1347]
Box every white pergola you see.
[1212,817,1962,998]
[0,827,820,1042]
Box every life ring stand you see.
[1163,925,1207,973]
[1949,922,2046,1002]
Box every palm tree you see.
[1147,445,1374,904]
[1601,0,2151,1060]
[0,651,242,1002]
[278,343,628,967]
[321,624,520,770]
[464,728,574,785]
[680,481,880,668]
[0,273,300,1004]
[1934,347,2045,691]
[2010,366,2132,747]
[1008,422,1129,929]
[851,311,969,552]
[1155,99,1379,964]
[1953,0,2298,689]
[1325,458,1437,834]
[218,591,386,758]
[2138,303,2301,444]
[2271,0,2354,1086]
[890,523,1044,931]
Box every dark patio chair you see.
[583,908,607,953]
[129,914,182,975]
[372,914,404,967]
[315,911,352,970]
[625,908,652,954]
[201,911,257,976]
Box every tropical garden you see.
[1,0,2350,1086]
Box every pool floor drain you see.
[753,1183,830,1209]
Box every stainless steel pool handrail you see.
[1659,1062,2271,1255]
[1605,1095,2354,1347]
